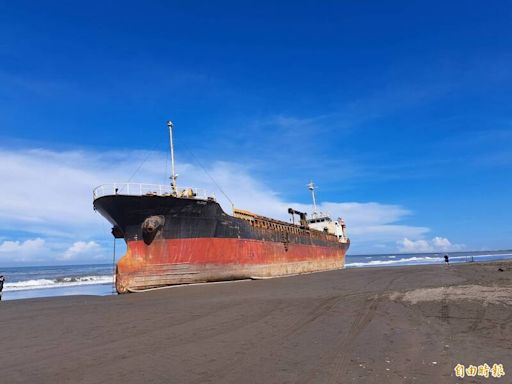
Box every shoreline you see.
[1,261,511,383]
[3,254,512,301]
[1,282,114,301]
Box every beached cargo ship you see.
[93,121,350,293]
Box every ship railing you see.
[308,211,332,221]
[93,183,211,200]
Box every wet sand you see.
[0,261,511,383]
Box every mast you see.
[307,181,318,214]
[167,120,178,194]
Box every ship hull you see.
[117,238,347,292]
[93,195,349,293]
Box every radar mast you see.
[167,120,178,195]
[307,181,318,214]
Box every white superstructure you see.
[307,182,348,243]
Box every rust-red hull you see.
[116,238,347,293]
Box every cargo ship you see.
[93,121,350,293]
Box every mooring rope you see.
[112,237,116,295]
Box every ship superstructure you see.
[306,181,348,241]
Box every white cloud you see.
[0,238,45,253]
[0,237,109,265]
[0,146,434,263]
[0,238,46,262]
[60,241,102,261]
[397,237,464,253]
[315,202,429,243]
[0,148,168,237]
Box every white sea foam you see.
[447,253,512,261]
[346,253,512,268]
[4,275,113,291]
[346,256,441,268]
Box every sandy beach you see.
[0,261,510,383]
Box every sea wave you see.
[346,256,441,268]
[346,253,512,268]
[4,275,113,291]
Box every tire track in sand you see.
[325,274,403,384]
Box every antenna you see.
[307,181,318,214]
[167,120,178,194]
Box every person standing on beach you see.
[0,275,4,301]
[444,254,449,266]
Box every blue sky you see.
[0,1,511,265]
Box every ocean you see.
[345,250,512,268]
[1,264,114,301]
[1,250,511,301]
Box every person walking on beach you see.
[444,254,449,266]
[0,275,4,301]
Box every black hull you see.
[94,195,347,249]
